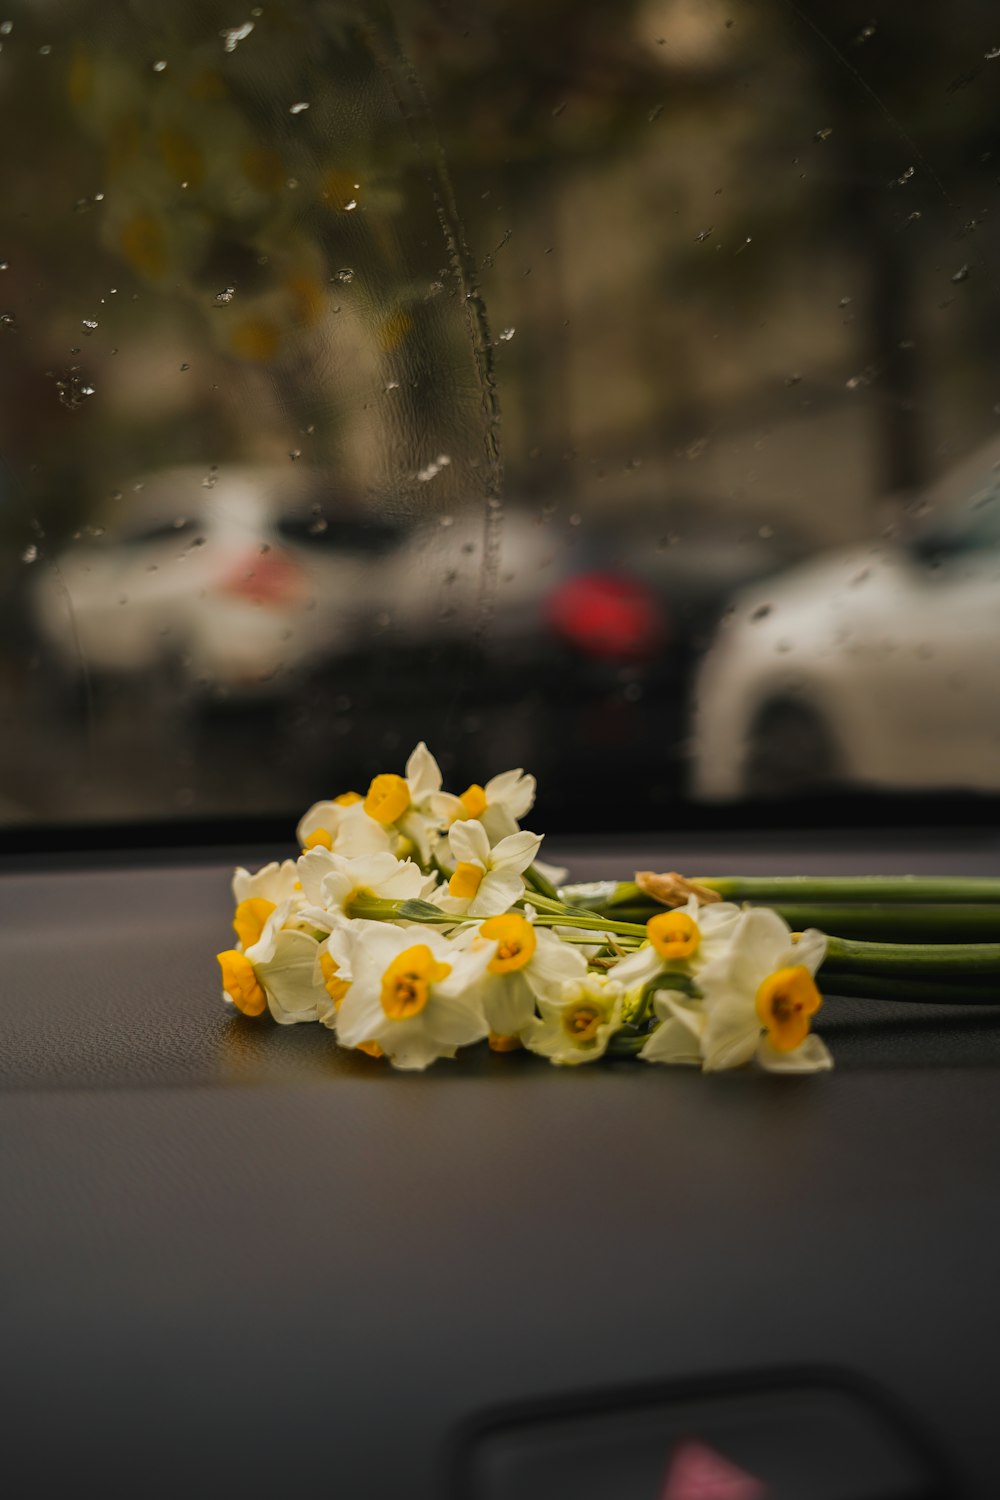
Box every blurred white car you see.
[691,481,1000,799]
[30,466,582,704]
[31,465,406,700]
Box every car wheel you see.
[743,698,842,798]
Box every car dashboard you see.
[3,833,999,1498]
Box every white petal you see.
[757,1032,834,1073]
[726,906,792,992]
[468,867,524,917]
[523,928,588,997]
[429,790,464,824]
[448,817,491,866]
[791,926,828,977]
[405,741,442,802]
[383,1031,457,1071]
[640,1017,703,1066]
[335,985,388,1049]
[334,806,392,858]
[481,972,536,1037]
[485,767,536,818]
[490,829,543,873]
[609,945,662,991]
[425,989,488,1048]
[296,802,339,848]
[296,847,339,906]
[256,929,325,1025]
[660,991,706,1038]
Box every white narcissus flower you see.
[330,921,490,1070]
[441,819,542,917]
[523,971,625,1066]
[641,906,831,1073]
[465,911,588,1048]
[297,792,391,859]
[295,848,436,926]
[362,742,450,865]
[611,896,742,994]
[230,859,302,952]
[452,767,537,845]
[217,899,331,1026]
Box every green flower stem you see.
[823,937,1000,976]
[607,1031,652,1057]
[525,892,604,921]
[530,912,650,939]
[524,863,561,902]
[697,875,1000,905]
[821,971,1000,1006]
[770,904,1000,942]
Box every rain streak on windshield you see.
[2,0,1000,831]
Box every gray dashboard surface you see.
[2,835,1000,1497]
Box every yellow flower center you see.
[217,949,266,1017]
[364,773,410,826]
[380,945,451,1021]
[459,783,487,819]
[755,964,822,1052]
[335,791,362,806]
[481,913,537,974]
[562,1001,603,1044]
[647,911,701,960]
[449,861,485,900]
[232,897,276,950]
[302,828,333,852]
[489,1031,523,1053]
[319,952,351,1006]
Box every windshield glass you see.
[3,0,1000,835]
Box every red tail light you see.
[545,571,666,660]
[217,550,306,607]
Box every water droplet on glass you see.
[289,101,310,114]
[0,261,9,271]
[332,267,355,285]
[384,380,400,392]
[39,44,52,56]
[307,517,327,535]
[0,310,14,327]
[695,227,713,243]
[172,516,188,529]
[214,286,235,305]
[751,604,772,622]
[344,199,357,211]
[438,514,454,528]
[648,103,664,124]
[0,22,12,35]
[82,317,98,332]
[221,21,254,52]
[894,166,915,187]
[153,59,167,72]
[951,264,970,283]
[856,22,877,42]
[289,449,301,461]
[73,194,105,213]
[814,126,833,142]
[498,326,515,341]
[986,46,1000,61]
[416,454,451,482]
[179,362,190,371]
[21,544,38,564]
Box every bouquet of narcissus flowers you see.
[216,744,1000,1072]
